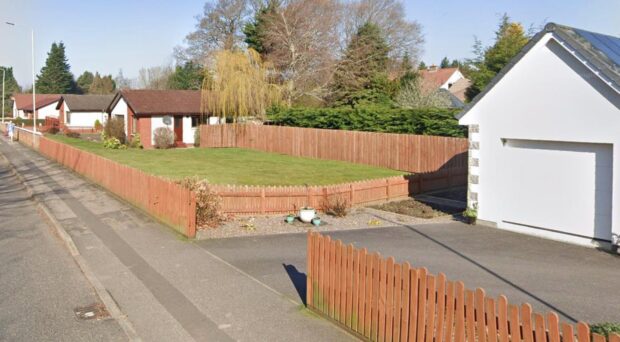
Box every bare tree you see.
[262,0,341,105]
[342,0,424,62]
[176,0,251,63]
[138,65,174,90]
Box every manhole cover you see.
[74,303,110,320]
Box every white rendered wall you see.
[150,116,173,145]
[441,69,465,89]
[37,101,60,119]
[182,116,196,144]
[110,98,128,135]
[459,33,620,246]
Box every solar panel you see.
[572,27,620,69]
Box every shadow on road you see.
[283,263,306,306]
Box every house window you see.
[191,116,199,127]
[66,111,71,124]
[132,116,138,134]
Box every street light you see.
[0,67,5,123]
[5,22,37,135]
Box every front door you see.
[174,117,183,143]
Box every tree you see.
[77,71,94,94]
[202,49,281,121]
[176,0,250,63]
[396,77,452,109]
[36,42,78,94]
[450,59,460,68]
[89,73,116,94]
[342,0,424,62]
[465,14,529,101]
[167,61,205,90]
[138,66,173,89]
[114,69,132,89]
[440,57,450,68]
[243,0,279,55]
[399,51,417,86]
[0,66,21,117]
[418,61,427,70]
[260,0,340,105]
[330,22,391,107]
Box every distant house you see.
[11,94,62,120]
[458,23,620,249]
[420,66,472,103]
[107,90,208,148]
[56,94,114,131]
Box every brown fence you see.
[306,231,619,342]
[200,124,468,175]
[38,137,197,238]
[212,176,410,215]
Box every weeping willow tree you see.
[201,49,282,122]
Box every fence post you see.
[260,188,266,214]
[350,184,355,205]
[322,187,328,210]
[386,178,391,200]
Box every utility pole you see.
[0,67,5,123]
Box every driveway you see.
[198,220,620,324]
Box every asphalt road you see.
[0,152,125,341]
[199,221,620,324]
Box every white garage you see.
[458,23,620,249]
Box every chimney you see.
[428,65,439,72]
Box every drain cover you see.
[74,303,110,320]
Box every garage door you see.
[499,139,612,241]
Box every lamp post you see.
[5,22,36,135]
[0,67,5,123]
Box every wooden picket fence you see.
[211,176,410,215]
[200,124,468,175]
[38,137,197,238]
[306,231,619,342]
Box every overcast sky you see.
[1,0,619,88]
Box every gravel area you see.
[196,207,455,239]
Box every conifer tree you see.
[36,42,78,94]
[0,66,21,116]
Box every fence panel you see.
[307,231,619,342]
[201,124,468,175]
[38,137,196,237]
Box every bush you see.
[194,128,200,147]
[94,119,103,131]
[128,133,143,149]
[153,127,175,149]
[267,106,466,137]
[591,323,620,338]
[322,194,349,217]
[62,127,81,138]
[176,177,224,228]
[43,126,59,135]
[12,118,45,127]
[103,117,126,143]
[103,137,126,149]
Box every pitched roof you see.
[58,94,115,112]
[447,78,472,102]
[11,93,62,111]
[109,90,203,115]
[457,23,620,119]
[419,67,459,88]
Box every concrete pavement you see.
[199,222,620,324]
[0,150,125,341]
[0,136,354,341]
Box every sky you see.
[1,0,619,88]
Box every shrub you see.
[62,127,81,138]
[176,177,224,228]
[153,127,175,149]
[267,106,466,137]
[12,118,45,127]
[128,133,143,149]
[103,117,126,143]
[591,323,620,338]
[322,194,349,217]
[44,126,60,135]
[103,137,126,149]
[194,128,200,147]
[94,119,103,131]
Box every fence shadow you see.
[405,151,468,195]
[282,263,307,306]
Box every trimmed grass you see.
[47,135,405,186]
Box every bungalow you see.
[56,94,114,131]
[420,66,472,102]
[11,93,62,119]
[107,89,207,148]
[457,23,620,249]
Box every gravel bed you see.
[196,207,454,240]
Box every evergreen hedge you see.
[267,107,466,138]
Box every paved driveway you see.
[198,220,620,324]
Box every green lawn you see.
[47,135,405,186]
